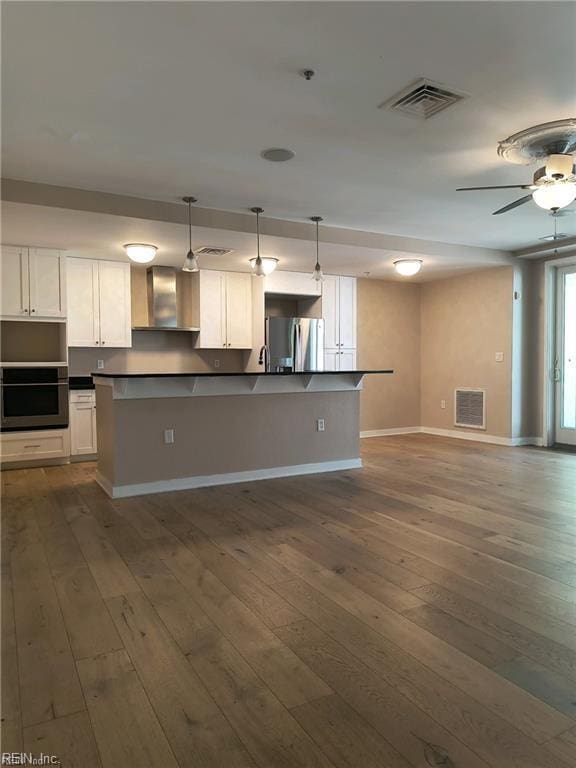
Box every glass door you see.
[555,266,576,445]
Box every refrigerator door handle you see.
[295,321,302,371]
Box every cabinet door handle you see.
[101,340,106,345]
[24,444,41,449]
[31,308,36,313]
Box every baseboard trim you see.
[96,458,363,499]
[360,426,543,447]
[360,427,421,438]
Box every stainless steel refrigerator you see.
[265,317,324,372]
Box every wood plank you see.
[106,591,256,768]
[77,649,179,768]
[187,633,335,768]
[24,711,102,768]
[53,566,123,659]
[493,656,576,718]
[290,694,413,768]
[402,602,519,669]
[544,726,576,765]
[159,541,332,708]
[276,618,491,768]
[273,578,570,767]
[267,544,573,743]
[67,507,140,598]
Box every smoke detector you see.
[380,78,467,120]
[195,246,234,257]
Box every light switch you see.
[495,352,504,362]
[164,429,175,444]
[97,360,104,369]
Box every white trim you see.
[361,426,542,447]
[542,254,576,447]
[96,458,363,499]
[93,372,366,400]
[360,427,421,438]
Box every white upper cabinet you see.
[264,270,322,297]
[322,275,357,370]
[1,246,66,319]
[338,276,357,349]
[225,272,253,349]
[98,260,132,347]
[193,270,253,349]
[322,275,340,349]
[67,258,100,346]
[67,257,131,348]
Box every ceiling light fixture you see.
[532,182,576,212]
[249,207,279,276]
[394,259,423,277]
[182,196,199,272]
[310,216,324,282]
[123,243,157,264]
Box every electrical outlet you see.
[214,359,221,369]
[97,359,104,369]
[164,429,175,444]
[440,399,446,410]
[495,352,504,362]
[316,418,325,432]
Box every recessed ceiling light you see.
[261,148,295,162]
[123,243,157,264]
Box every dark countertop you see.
[92,369,393,379]
[69,375,95,390]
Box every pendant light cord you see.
[188,199,192,252]
[315,219,320,268]
[256,210,261,260]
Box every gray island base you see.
[93,370,392,498]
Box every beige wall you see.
[420,267,514,438]
[357,278,421,432]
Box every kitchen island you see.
[93,370,392,498]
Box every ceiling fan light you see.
[532,182,576,211]
[182,249,199,272]
[249,256,278,276]
[124,243,157,264]
[394,259,422,277]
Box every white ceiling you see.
[1,201,512,281]
[2,2,575,250]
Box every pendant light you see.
[249,207,279,276]
[182,196,199,272]
[310,216,324,282]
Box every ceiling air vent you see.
[381,78,466,120]
[455,389,486,430]
[195,246,234,257]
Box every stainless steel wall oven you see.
[1,367,69,431]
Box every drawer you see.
[70,390,96,404]
[1,428,70,464]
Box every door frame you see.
[542,253,576,446]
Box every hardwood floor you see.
[2,434,576,767]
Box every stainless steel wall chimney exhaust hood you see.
[132,266,199,332]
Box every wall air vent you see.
[196,246,234,257]
[380,78,466,120]
[455,389,486,430]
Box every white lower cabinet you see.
[0,429,70,465]
[70,391,97,457]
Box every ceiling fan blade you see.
[492,194,533,215]
[457,184,533,191]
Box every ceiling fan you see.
[457,119,576,215]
